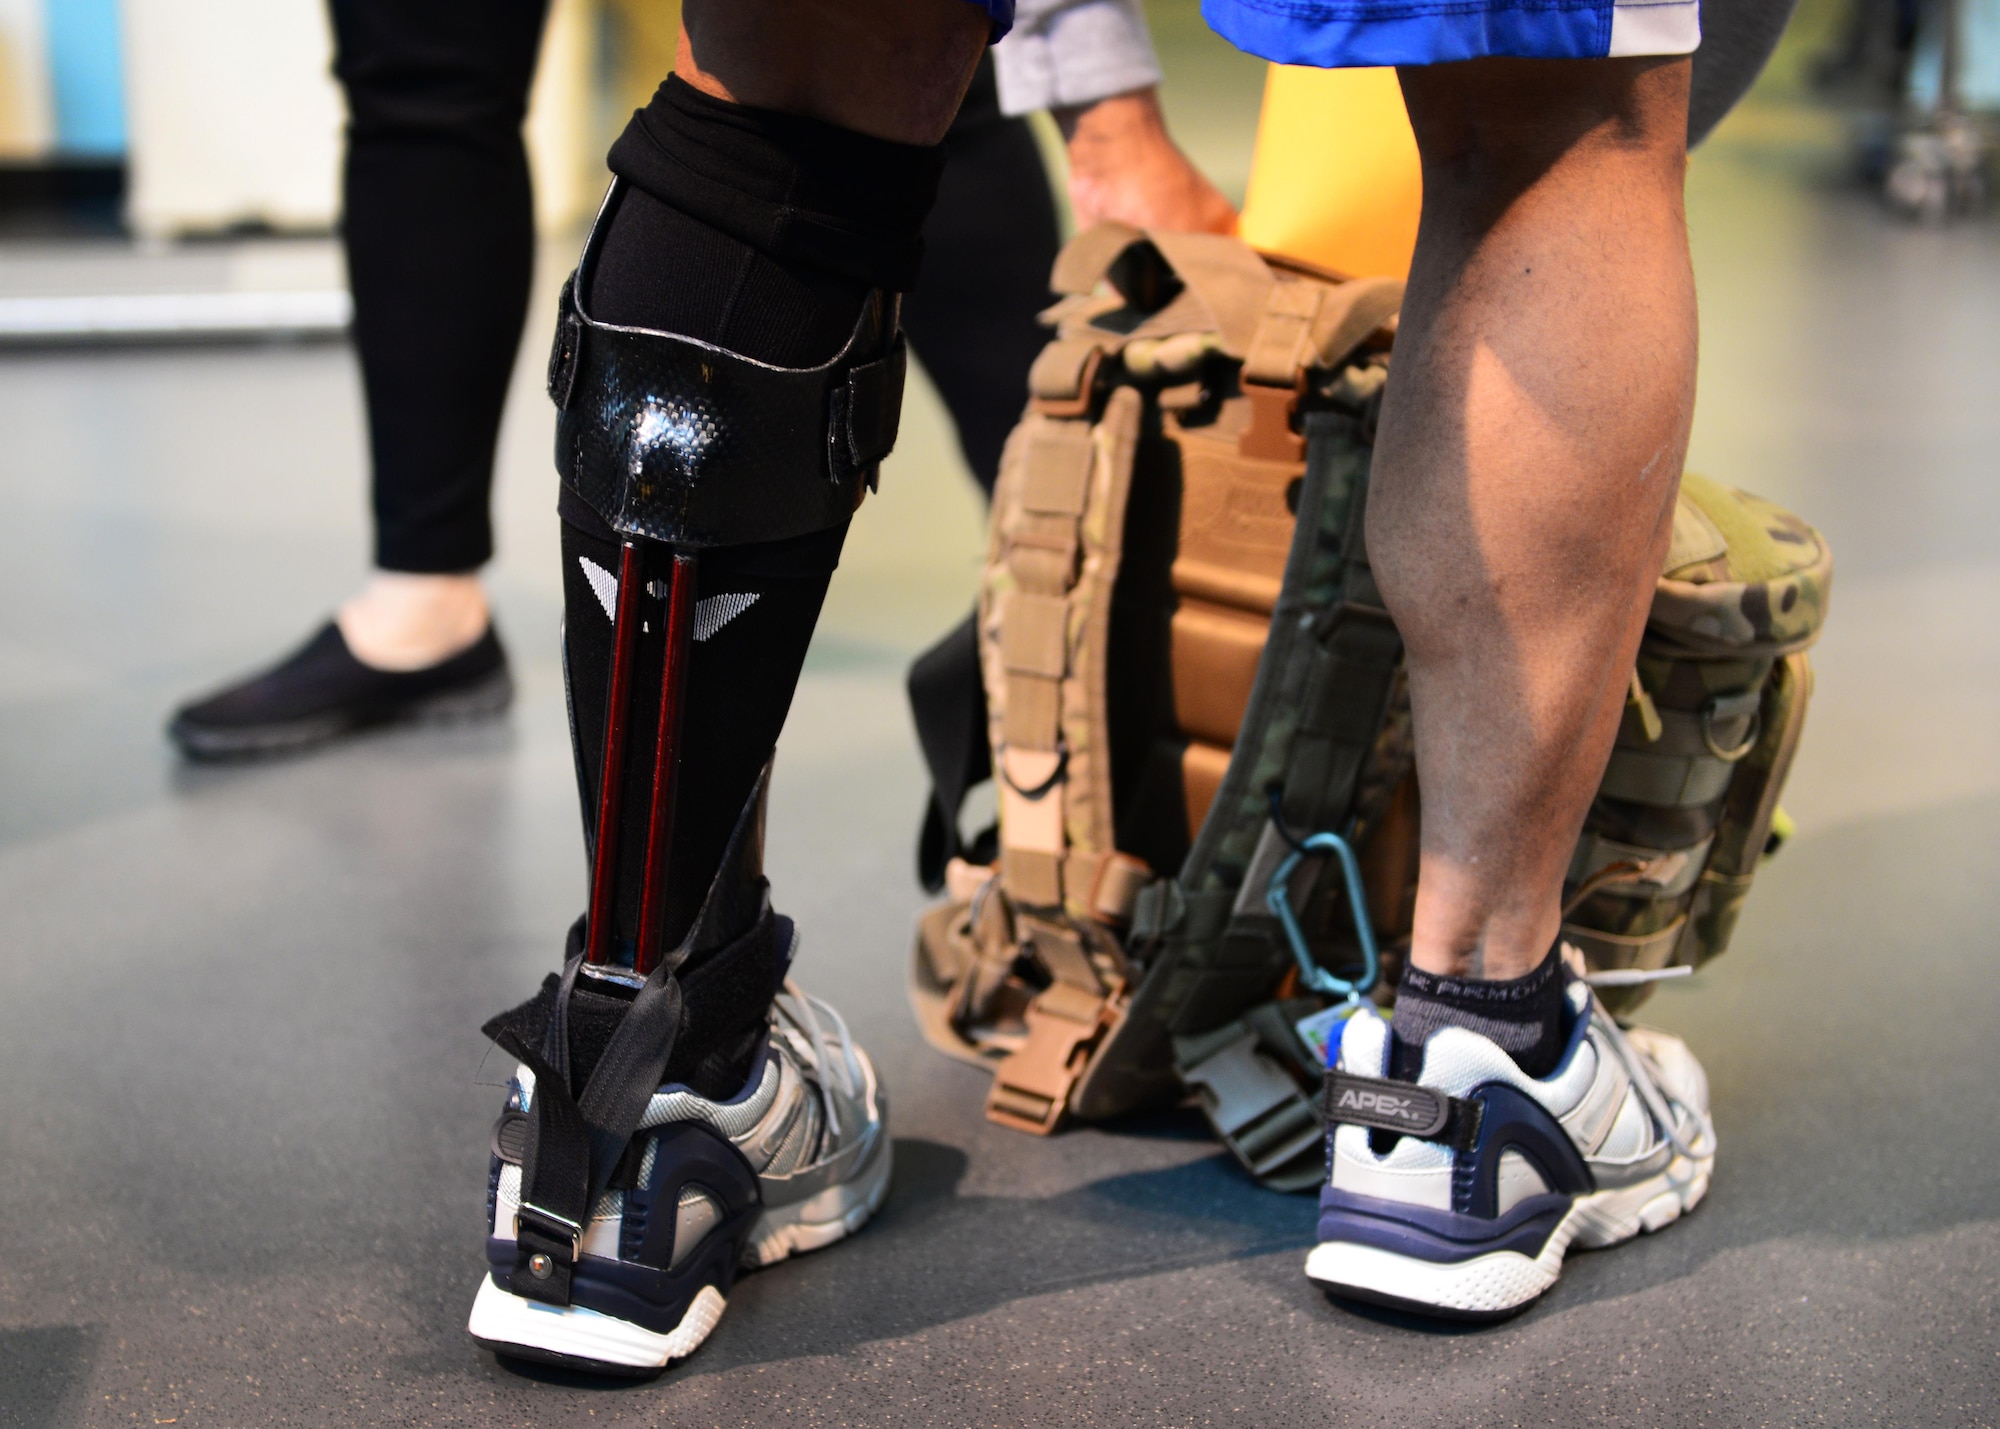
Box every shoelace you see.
[1581,982,1718,1166]
[771,979,864,1143]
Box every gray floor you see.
[5,70,2000,1429]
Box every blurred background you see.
[1,2,1997,1425]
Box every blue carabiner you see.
[1266,830,1379,1006]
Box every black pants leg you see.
[329,0,549,574]
[899,62,1059,886]
[904,60,1062,495]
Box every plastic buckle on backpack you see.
[984,993,1107,1135]
[1030,346,1105,420]
[1177,1022,1324,1186]
[1238,372,1307,463]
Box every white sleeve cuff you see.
[991,0,1164,117]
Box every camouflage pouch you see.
[1562,474,1832,1012]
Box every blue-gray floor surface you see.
[3,92,1999,1428]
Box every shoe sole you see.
[1306,1149,1713,1321]
[469,1277,725,1377]
[170,668,514,760]
[469,1132,893,1374]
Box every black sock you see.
[562,80,945,964]
[1388,943,1569,1081]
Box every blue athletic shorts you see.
[966,0,1017,41]
[1204,0,1698,67]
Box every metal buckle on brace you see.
[984,993,1107,1135]
[514,1202,583,1264]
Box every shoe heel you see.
[467,1275,726,1375]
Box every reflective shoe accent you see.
[469,975,890,1374]
[1306,978,1715,1320]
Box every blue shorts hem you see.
[1204,0,1612,65]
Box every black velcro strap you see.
[481,974,561,1070]
[842,334,907,470]
[661,909,788,1087]
[483,1032,593,1306]
[1324,1071,1483,1151]
[546,281,584,410]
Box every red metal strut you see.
[584,542,644,965]
[633,551,698,977]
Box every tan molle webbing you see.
[969,386,1145,1132]
[909,225,1405,1146]
[983,396,1141,918]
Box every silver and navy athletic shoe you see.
[468,977,891,1374]
[1308,974,1715,1319]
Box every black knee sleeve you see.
[588,74,947,367]
[551,81,944,973]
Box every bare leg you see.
[1368,56,1697,982]
[677,0,989,144]
[336,572,487,670]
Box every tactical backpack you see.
[907,224,1832,1192]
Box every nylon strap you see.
[1324,1071,1484,1152]
[486,1031,592,1305]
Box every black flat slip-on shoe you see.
[168,621,514,760]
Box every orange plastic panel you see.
[1238,65,1422,282]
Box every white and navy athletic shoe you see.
[1307,975,1715,1320]
[468,978,891,1375]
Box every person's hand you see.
[1054,87,1238,234]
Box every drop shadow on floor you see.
[164,713,520,802]
[0,1324,101,1429]
[688,1137,1322,1372]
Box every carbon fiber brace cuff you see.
[548,185,908,548]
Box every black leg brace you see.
[481,86,942,1308]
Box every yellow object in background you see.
[1238,65,1423,280]
[602,0,683,118]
